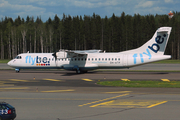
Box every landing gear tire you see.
[76,70,81,74]
[83,70,88,73]
[15,69,20,73]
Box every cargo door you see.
[123,54,128,66]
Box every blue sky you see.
[0,0,179,22]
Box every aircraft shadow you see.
[11,70,169,75]
[60,71,98,76]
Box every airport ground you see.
[0,64,180,120]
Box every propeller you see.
[52,52,57,66]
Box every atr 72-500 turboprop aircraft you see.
[8,27,172,73]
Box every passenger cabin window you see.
[88,58,90,61]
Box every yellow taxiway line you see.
[9,79,29,82]
[105,91,131,94]
[41,89,74,93]
[82,79,93,81]
[90,100,114,107]
[147,101,167,108]
[121,79,130,81]
[161,79,170,82]
[79,93,129,107]
[89,100,168,108]
[43,79,61,82]
[0,87,29,90]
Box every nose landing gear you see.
[15,68,20,73]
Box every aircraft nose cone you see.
[7,61,11,66]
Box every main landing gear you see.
[76,70,88,74]
[73,65,87,74]
[76,70,81,74]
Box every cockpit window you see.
[15,56,22,59]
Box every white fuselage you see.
[7,51,171,71]
[7,53,126,70]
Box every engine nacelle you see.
[56,51,67,58]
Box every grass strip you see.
[94,70,180,72]
[153,60,180,64]
[97,80,180,88]
[0,59,10,63]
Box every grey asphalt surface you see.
[0,63,180,120]
[1,91,180,120]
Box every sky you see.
[0,0,179,22]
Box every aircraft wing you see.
[65,50,102,58]
[54,49,102,58]
[66,51,87,58]
[66,50,102,53]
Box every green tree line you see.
[0,12,180,59]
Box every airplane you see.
[7,27,172,73]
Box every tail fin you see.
[138,27,171,55]
[121,27,172,55]
[121,27,172,66]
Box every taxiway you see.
[0,64,180,120]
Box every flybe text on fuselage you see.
[25,56,50,66]
[133,33,167,64]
